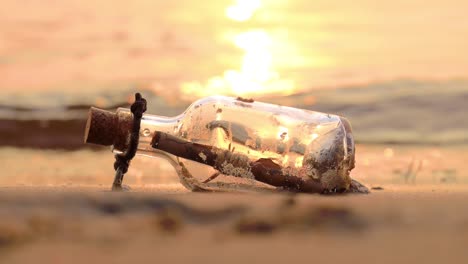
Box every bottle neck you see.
[114,108,183,155]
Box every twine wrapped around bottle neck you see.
[112,93,147,191]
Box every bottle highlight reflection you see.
[85,96,355,193]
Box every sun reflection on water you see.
[226,0,261,22]
[181,0,296,97]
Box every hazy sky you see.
[1,0,467,98]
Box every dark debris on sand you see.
[233,196,368,235]
[0,193,369,249]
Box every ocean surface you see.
[1,0,467,148]
[1,79,467,149]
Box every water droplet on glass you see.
[142,128,151,137]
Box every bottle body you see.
[114,95,355,192]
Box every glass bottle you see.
[85,95,357,193]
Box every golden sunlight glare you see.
[180,0,296,98]
[226,0,261,22]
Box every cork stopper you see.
[84,107,118,146]
[84,107,133,151]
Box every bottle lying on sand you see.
[84,95,367,193]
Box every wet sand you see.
[1,145,468,263]
[2,144,467,187]
[1,186,468,263]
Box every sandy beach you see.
[1,145,468,263]
[1,186,468,263]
